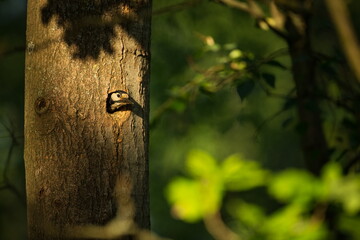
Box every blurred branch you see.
[213,0,288,39]
[325,0,360,82]
[204,212,241,240]
[64,177,170,240]
[153,0,204,16]
[214,0,250,13]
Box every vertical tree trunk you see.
[286,14,328,175]
[24,1,151,239]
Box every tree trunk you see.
[286,13,328,175]
[24,1,151,239]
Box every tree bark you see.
[286,13,328,175]
[24,1,151,239]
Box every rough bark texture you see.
[25,0,151,239]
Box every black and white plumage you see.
[106,90,133,113]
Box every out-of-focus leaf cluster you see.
[151,38,287,126]
[166,150,267,222]
[166,150,360,240]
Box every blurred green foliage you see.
[166,150,360,240]
[166,150,267,222]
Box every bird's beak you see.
[117,98,133,105]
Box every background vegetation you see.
[1,0,360,239]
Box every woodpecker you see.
[106,90,133,113]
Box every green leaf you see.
[200,82,217,94]
[236,80,255,100]
[229,200,265,227]
[268,170,322,204]
[262,73,276,88]
[263,205,303,237]
[328,173,360,215]
[263,204,327,240]
[339,180,360,215]
[321,161,342,186]
[221,154,268,191]
[205,44,221,52]
[166,176,224,222]
[230,61,247,70]
[166,178,204,222]
[186,149,218,178]
[229,49,243,59]
[264,60,287,70]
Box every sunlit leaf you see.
[166,178,203,222]
[266,17,276,28]
[330,175,360,215]
[230,61,247,70]
[166,176,224,222]
[205,44,221,52]
[221,154,268,191]
[321,161,342,186]
[258,20,269,30]
[263,204,303,237]
[342,188,360,215]
[268,170,322,204]
[229,49,243,59]
[204,36,215,46]
[229,200,265,227]
[236,80,255,100]
[186,149,218,178]
[263,205,327,240]
[200,82,217,94]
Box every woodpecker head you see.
[106,90,133,113]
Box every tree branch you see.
[325,0,360,82]
[204,212,241,240]
[214,0,288,39]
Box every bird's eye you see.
[116,93,121,98]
